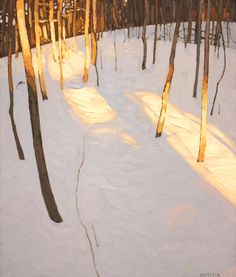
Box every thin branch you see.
[210,31,226,116]
[75,135,100,277]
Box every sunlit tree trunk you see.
[153,0,158,64]
[16,0,63,223]
[34,0,48,100]
[156,4,181,137]
[83,0,91,82]
[62,17,66,58]
[57,0,64,89]
[8,0,25,160]
[198,0,211,162]
[91,0,99,85]
[49,0,58,62]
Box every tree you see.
[49,0,58,62]
[155,1,181,137]
[197,0,211,162]
[193,0,203,98]
[57,0,64,89]
[153,0,158,65]
[16,0,63,223]
[7,0,25,160]
[83,0,91,82]
[34,0,48,100]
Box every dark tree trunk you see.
[193,0,203,98]
[8,0,25,160]
[16,0,63,223]
[153,0,158,64]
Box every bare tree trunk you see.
[49,0,58,62]
[91,0,99,85]
[142,0,148,70]
[187,0,192,44]
[197,0,211,162]
[15,22,19,58]
[193,0,203,98]
[211,0,225,116]
[153,0,158,64]
[83,0,91,82]
[16,0,63,223]
[57,0,64,89]
[34,0,48,100]
[155,4,180,137]
[28,0,35,46]
[0,0,8,57]
[62,17,67,58]
[73,0,77,48]
[8,0,25,160]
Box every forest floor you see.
[0,25,236,277]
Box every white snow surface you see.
[1,25,236,277]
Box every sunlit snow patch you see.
[128,91,236,205]
[92,127,140,147]
[64,87,116,124]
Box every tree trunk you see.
[57,0,64,89]
[153,0,158,64]
[83,0,91,82]
[8,0,25,160]
[15,22,19,58]
[155,4,181,137]
[34,0,48,100]
[73,0,77,48]
[0,0,8,57]
[142,0,148,70]
[187,0,192,44]
[16,0,63,223]
[49,0,58,62]
[197,0,211,162]
[91,0,99,85]
[193,0,203,98]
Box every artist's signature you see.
[200,272,221,277]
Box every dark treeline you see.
[0,0,236,57]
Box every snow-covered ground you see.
[0,25,236,277]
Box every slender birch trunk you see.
[8,0,25,160]
[49,0,58,62]
[34,0,48,100]
[156,5,181,137]
[57,0,64,89]
[193,0,203,98]
[83,0,91,82]
[73,0,77,48]
[91,0,99,85]
[153,0,158,64]
[15,22,19,58]
[187,0,192,45]
[197,0,211,162]
[62,17,66,58]
[142,0,148,70]
[16,0,63,223]
[0,0,8,57]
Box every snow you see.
[0,25,236,277]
